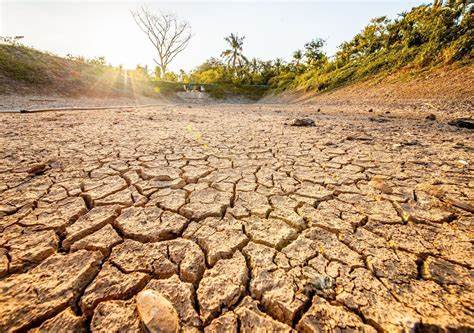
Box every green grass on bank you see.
[0,44,155,96]
[268,3,473,94]
[0,44,266,100]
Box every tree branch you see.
[131,7,192,77]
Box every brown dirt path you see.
[0,103,472,332]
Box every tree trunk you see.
[160,64,167,79]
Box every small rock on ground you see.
[136,289,180,333]
[289,118,315,127]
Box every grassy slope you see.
[0,44,153,97]
[266,62,474,105]
[267,3,473,107]
[2,43,472,105]
[0,44,264,101]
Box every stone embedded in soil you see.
[26,162,48,175]
[80,263,149,315]
[28,308,86,333]
[290,118,315,127]
[0,250,102,332]
[114,206,188,242]
[145,275,201,328]
[369,175,393,194]
[136,289,180,333]
[197,251,248,323]
[91,298,140,333]
[70,223,122,255]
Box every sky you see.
[1,1,427,72]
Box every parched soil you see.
[0,94,167,112]
[0,102,473,332]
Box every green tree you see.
[304,38,327,67]
[221,33,248,70]
[273,58,284,74]
[248,58,260,74]
[164,71,178,81]
[292,50,303,66]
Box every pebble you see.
[136,289,180,333]
[289,118,315,127]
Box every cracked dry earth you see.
[0,103,473,333]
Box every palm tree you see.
[293,50,303,66]
[249,58,260,74]
[273,58,284,74]
[221,33,248,70]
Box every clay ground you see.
[0,102,473,332]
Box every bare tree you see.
[131,7,191,78]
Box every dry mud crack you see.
[0,103,472,332]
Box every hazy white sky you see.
[1,1,425,72]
